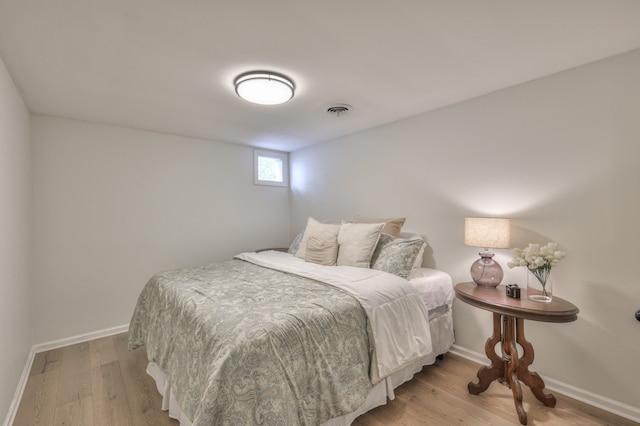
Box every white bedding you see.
[408,267,455,310]
[235,250,434,383]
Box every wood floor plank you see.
[56,342,92,406]
[91,360,133,426]
[89,336,119,369]
[13,370,59,426]
[358,383,515,426]
[53,397,93,426]
[386,370,514,426]
[14,333,640,426]
[30,349,63,377]
[414,357,523,423]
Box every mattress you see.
[408,267,455,311]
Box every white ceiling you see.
[1,1,640,152]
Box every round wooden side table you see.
[454,282,579,425]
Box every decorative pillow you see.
[354,215,406,237]
[371,234,426,279]
[295,217,341,259]
[288,232,304,255]
[304,236,339,266]
[413,242,426,269]
[399,232,427,269]
[336,222,385,268]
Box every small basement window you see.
[254,149,289,187]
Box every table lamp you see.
[464,217,510,287]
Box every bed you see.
[129,219,455,425]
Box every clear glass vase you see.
[527,268,553,302]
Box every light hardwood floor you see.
[13,332,638,426]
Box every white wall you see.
[0,56,31,420]
[31,116,291,343]
[290,49,640,410]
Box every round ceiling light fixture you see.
[234,71,295,105]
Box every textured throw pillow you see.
[304,236,339,266]
[336,222,385,268]
[288,232,304,255]
[295,217,341,259]
[413,242,426,269]
[354,215,406,237]
[371,234,426,279]
[399,232,427,269]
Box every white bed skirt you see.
[146,307,454,426]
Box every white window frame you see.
[254,149,289,187]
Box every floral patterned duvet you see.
[128,258,373,425]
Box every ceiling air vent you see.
[326,104,352,117]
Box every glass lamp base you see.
[470,251,503,287]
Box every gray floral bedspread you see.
[128,259,372,425]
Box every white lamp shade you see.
[464,217,510,249]
[234,71,295,105]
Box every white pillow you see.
[337,222,385,268]
[295,217,341,259]
[304,236,339,266]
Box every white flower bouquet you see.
[508,242,566,298]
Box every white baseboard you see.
[3,324,129,426]
[450,344,487,365]
[31,324,129,354]
[450,344,640,424]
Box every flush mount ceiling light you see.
[234,71,295,105]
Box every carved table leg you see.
[515,317,557,407]
[468,313,504,395]
[503,316,527,425]
[467,314,559,425]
